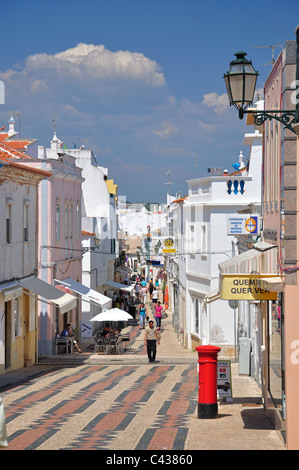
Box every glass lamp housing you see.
[224,51,259,112]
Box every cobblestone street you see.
[0,309,285,452]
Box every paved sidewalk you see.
[0,293,286,450]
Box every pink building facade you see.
[33,133,84,355]
[263,39,299,449]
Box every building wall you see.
[34,154,83,355]
[263,40,298,448]
[184,193,259,352]
[284,108,299,450]
[0,165,46,372]
[0,182,37,281]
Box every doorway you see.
[5,301,12,369]
[23,292,30,364]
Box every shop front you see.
[218,242,285,438]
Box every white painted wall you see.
[176,126,263,351]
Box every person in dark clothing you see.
[144,320,160,363]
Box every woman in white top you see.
[152,289,158,303]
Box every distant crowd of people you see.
[59,273,166,359]
[134,275,166,331]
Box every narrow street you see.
[0,296,285,452]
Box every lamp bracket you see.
[241,109,298,134]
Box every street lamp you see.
[223,26,299,134]
[224,51,259,119]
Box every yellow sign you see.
[162,237,176,254]
[220,275,277,300]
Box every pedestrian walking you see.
[144,320,160,363]
[141,285,147,304]
[152,288,158,304]
[138,303,148,329]
[154,301,164,330]
[149,278,154,297]
[135,282,140,301]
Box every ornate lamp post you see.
[224,26,299,134]
[224,51,259,119]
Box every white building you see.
[118,199,166,237]
[118,199,168,279]
[165,195,187,346]
[168,106,263,354]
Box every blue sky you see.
[0,0,297,202]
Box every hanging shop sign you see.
[227,215,259,235]
[162,237,176,254]
[220,275,277,300]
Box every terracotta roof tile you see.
[82,231,96,236]
[0,142,32,159]
[173,196,187,203]
[0,146,51,177]
[0,133,35,153]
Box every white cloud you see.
[202,92,229,114]
[153,122,178,137]
[29,79,47,93]
[0,43,243,202]
[24,43,166,87]
[197,119,217,132]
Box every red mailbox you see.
[196,345,221,419]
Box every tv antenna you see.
[164,170,174,194]
[254,44,284,66]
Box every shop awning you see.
[55,278,112,310]
[20,277,77,314]
[105,280,134,293]
[146,260,164,266]
[218,242,278,275]
[0,281,23,301]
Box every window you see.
[69,202,73,238]
[192,297,200,335]
[65,201,69,259]
[195,298,199,334]
[6,204,12,244]
[65,201,69,239]
[23,202,29,242]
[76,201,80,239]
[201,224,207,255]
[268,298,284,418]
[13,297,22,338]
[69,202,73,258]
[190,225,195,254]
[56,200,61,241]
